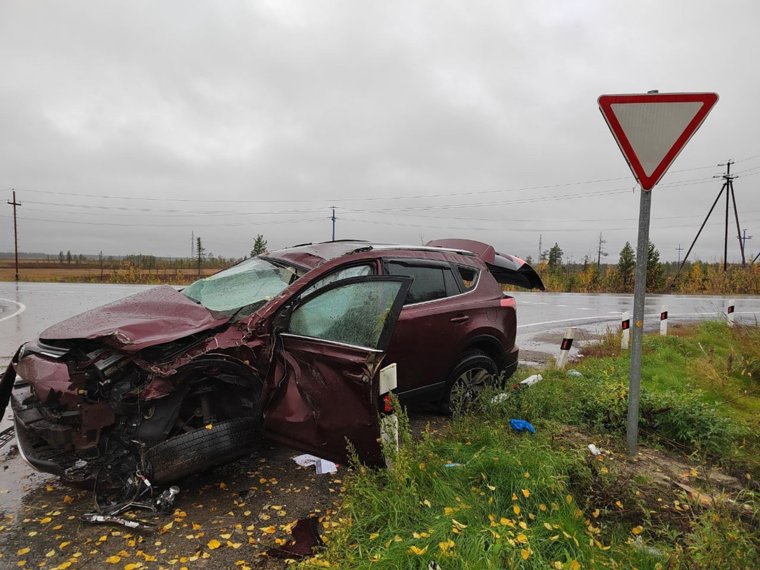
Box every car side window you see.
[300,264,373,298]
[457,265,479,291]
[287,279,404,349]
[386,261,459,304]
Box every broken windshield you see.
[182,257,297,314]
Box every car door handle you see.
[450,315,470,323]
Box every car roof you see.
[267,239,476,270]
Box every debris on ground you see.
[567,369,583,377]
[509,419,536,434]
[266,516,324,559]
[519,373,543,386]
[292,454,338,474]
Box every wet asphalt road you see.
[1,282,759,568]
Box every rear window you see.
[386,261,459,304]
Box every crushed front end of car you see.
[7,340,152,487]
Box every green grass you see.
[302,322,760,569]
[306,422,658,568]
[516,322,760,475]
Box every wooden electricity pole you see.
[7,189,21,281]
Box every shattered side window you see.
[299,264,373,298]
[182,257,296,313]
[287,280,403,350]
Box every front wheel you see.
[145,417,259,484]
[439,351,498,415]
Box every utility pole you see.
[7,189,21,281]
[596,232,607,270]
[191,231,194,259]
[739,229,752,258]
[331,207,336,242]
[675,244,684,266]
[674,160,745,280]
[538,234,542,263]
[196,237,204,278]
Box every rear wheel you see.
[440,351,498,415]
[146,417,259,484]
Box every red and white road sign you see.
[598,92,718,191]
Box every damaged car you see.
[0,238,543,490]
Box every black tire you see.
[145,417,259,484]
[439,351,498,415]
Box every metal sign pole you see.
[626,186,652,456]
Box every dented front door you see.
[263,276,411,466]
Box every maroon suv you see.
[1,238,543,488]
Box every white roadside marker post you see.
[556,327,575,369]
[621,311,631,349]
[660,306,668,336]
[727,299,736,326]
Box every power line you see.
[1,158,741,206]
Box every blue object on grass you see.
[509,419,536,434]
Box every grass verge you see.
[302,322,759,569]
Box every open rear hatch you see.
[427,238,545,290]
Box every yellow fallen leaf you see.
[408,545,428,556]
[105,556,121,564]
[513,505,521,515]
[544,522,553,530]
[516,533,528,544]
[569,560,581,570]
[261,526,276,534]
[274,538,287,546]
[615,500,623,509]
[59,541,71,549]
[631,526,643,535]
[207,539,221,550]
[512,493,518,501]
[220,533,232,540]
[39,517,52,524]
[451,519,467,530]
[124,564,142,570]
[63,495,73,504]
[45,550,55,558]
[17,547,30,555]
[444,507,455,516]
[539,503,547,512]
[522,489,530,498]
[227,541,242,549]
[205,424,213,430]
[566,495,574,505]
[369,533,379,540]
[486,484,496,491]
[520,548,531,560]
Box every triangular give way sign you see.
[598,92,718,191]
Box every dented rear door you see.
[263,276,411,466]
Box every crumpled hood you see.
[39,285,230,352]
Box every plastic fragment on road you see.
[81,512,158,532]
[292,454,338,474]
[509,419,536,434]
[567,369,583,378]
[520,374,543,387]
[266,516,324,559]
[443,463,463,468]
[587,444,603,456]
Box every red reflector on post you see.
[382,393,393,414]
[660,311,668,320]
[560,338,573,351]
[727,306,735,314]
[621,320,630,330]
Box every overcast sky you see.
[1,0,759,264]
